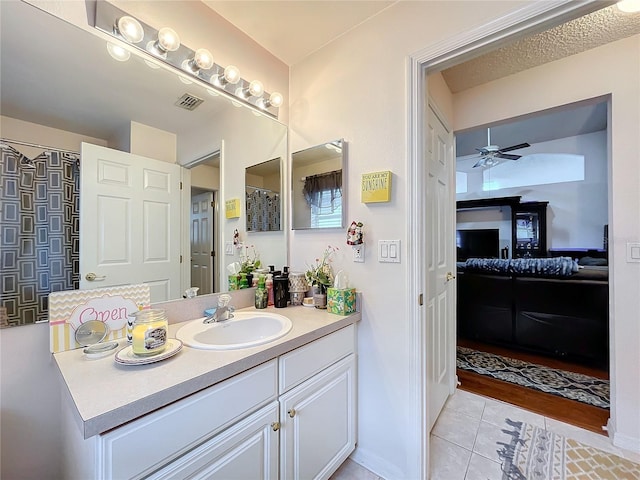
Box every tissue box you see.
[327,288,356,315]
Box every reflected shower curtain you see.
[246,188,281,231]
[0,143,80,326]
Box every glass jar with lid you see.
[130,309,168,356]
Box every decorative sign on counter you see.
[49,284,150,353]
[361,171,391,203]
[225,198,241,218]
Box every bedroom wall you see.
[457,130,608,251]
[453,34,640,452]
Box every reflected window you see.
[456,171,468,194]
[483,153,585,191]
[311,192,342,228]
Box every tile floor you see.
[331,389,640,479]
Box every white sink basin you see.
[175,311,293,350]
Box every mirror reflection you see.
[245,158,282,232]
[291,140,345,230]
[0,1,287,327]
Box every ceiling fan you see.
[472,128,530,168]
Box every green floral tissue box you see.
[327,288,356,315]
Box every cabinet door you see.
[280,354,356,480]
[148,402,279,480]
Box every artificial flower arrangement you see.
[239,244,261,274]
[305,245,338,293]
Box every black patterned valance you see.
[303,170,342,209]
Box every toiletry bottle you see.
[255,275,268,309]
[282,266,290,302]
[266,273,274,306]
[274,275,288,308]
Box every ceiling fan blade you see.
[496,153,521,160]
[498,142,530,153]
[475,147,490,154]
[472,158,486,168]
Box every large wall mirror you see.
[291,139,346,230]
[0,1,287,327]
[246,158,282,232]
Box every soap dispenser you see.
[255,275,268,309]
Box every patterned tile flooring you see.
[331,390,640,479]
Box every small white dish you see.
[115,339,183,366]
[83,341,119,359]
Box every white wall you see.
[452,35,640,451]
[457,131,608,250]
[288,2,536,477]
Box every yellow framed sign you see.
[225,198,241,218]
[361,171,391,203]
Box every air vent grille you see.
[175,93,204,111]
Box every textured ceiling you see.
[441,5,640,93]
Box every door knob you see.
[85,272,106,281]
[446,272,456,282]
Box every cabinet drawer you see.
[279,325,355,394]
[100,359,277,479]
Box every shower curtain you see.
[0,143,80,327]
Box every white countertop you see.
[54,305,360,439]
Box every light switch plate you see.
[225,241,234,255]
[378,240,401,263]
[627,242,640,263]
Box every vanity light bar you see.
[93,1,282,118]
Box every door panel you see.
[80,143,181,302]
[427,104,456,431]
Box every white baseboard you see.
[350,447,405,479]
[607,419,640,453]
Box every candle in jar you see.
[130,309,168,356]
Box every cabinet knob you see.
[288,408,296,418]
[271,422,281,432]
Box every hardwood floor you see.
[457,339,610,435]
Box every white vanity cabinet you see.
[61,323,357,480]
[278,325,357,480]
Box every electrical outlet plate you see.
[353,244,365,263]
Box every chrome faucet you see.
[203,294,235,323]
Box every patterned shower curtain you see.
[0,143,80,327]
[246,187,281,231]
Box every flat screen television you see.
[456,229,499,261]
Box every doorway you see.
[408,1,627,476]
[190,190,216,294]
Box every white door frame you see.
[406,1,604,476]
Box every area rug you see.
[456,346,609,409]
[497,418,640,479]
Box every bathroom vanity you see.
[55,306,359,479]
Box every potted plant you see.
[305,246,337,308]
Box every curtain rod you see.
[1,138,80,156]
[300,169,342,182]
[246,185,278,194]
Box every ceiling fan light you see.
[617,0,640,12]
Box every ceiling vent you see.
[175,93,204,111]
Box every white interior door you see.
[426,103,456,431]
[190,191,214,294]
[79,143,182,303]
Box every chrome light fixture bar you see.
[94,1,282,118]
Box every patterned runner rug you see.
[456,346,609,409]
[498,419,640,479]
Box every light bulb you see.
[157,27,180,52]
[617,0,640,12]
[116,16,144,44]
[106,42,130,62]
[248,80,264,97]
[268,92,284,108]
[223,65,241,85]
[194,49,214,70]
